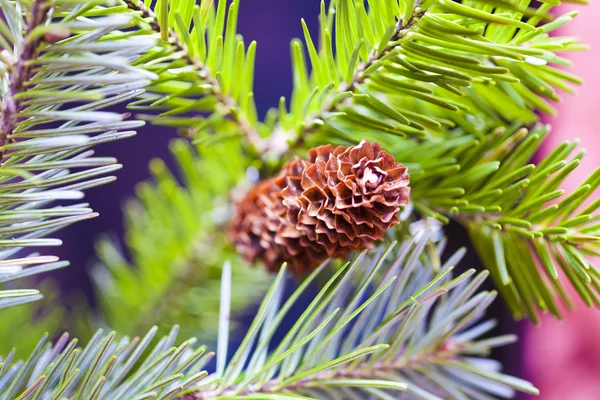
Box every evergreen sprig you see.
[107,0,597,320]
[0,0,596,397]
[391,122,600,321]
[273,0,581,155]
[0,0,155,308]
[122,0,264,149]
[0,230,538,399]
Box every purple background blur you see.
[51,1,599,397]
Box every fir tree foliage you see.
[123,0,263,146]
[279,0,582,151]
[0,0,597,398]
[0,232,538,399]
[0,0,155,308]
[398,122,600,322]
[116,0,598,320]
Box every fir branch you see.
[123,0,264,150]
[180,338,470,399]
[253,0,587,321]
[0,0,49,157]
[0,0,156,309]
[265,8,426,157]
[180,231,536,399]
[402,122,600,321]
[0,230,537,399]
[272,0,581,160]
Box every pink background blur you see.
[524,1,600,398]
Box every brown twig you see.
[0,0,50,159]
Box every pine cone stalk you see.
[229,140,410,275]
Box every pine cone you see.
[229,140,410,275]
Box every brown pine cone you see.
[229,140,410,275]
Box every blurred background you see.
[12,0,599,398]
[525,1,600,398]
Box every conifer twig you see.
[0,0,159,312]
[181,338,461,399]
[263,10,425,158]
[0,0,50,158]
[123,0,265,151]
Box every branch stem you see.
[182,340,460,399]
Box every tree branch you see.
[263,10,426,159]
[0,0,50,159]
[122,0,266,151]
[181,338,463,399]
